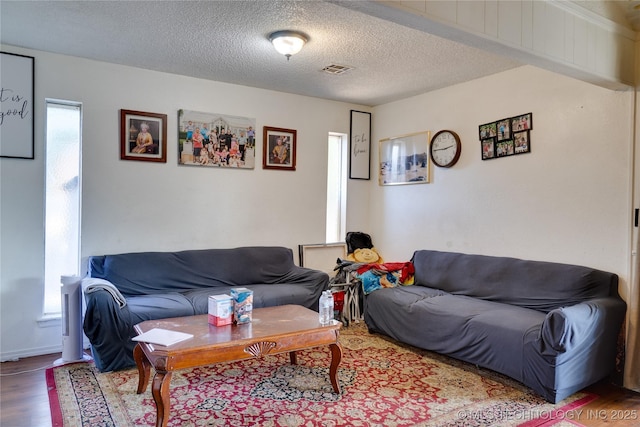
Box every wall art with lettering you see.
[349,110,371,180]
[1,52,34,159]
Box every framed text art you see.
[120,110,167,162]
[263,126,297,171]
[349,110,371,180]
[0,52,34,159]
[479,113,532,161]
[178,109,256,168]
[379,131,430,186]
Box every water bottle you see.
[319,291,328,324]
[326,291,334,324]
[319,290,334,325]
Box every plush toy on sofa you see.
[346,247,383,263]
[345,231,384,263]
[342,232,414,296]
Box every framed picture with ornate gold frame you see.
[378,131,430,186]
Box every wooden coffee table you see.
[133,304,342,427]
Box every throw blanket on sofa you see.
[82,277,127,308]
[356,262,414,295]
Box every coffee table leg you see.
[289,351,297,365]
[151,370,173,427]
[133,344,150,394]
[329,343,342,394]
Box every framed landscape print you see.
[263,126,296,171]
[177,109,256,168]
[379,131,430,186]
[120,109,167,163]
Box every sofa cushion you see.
[127,293,196,325]
[365,287,546,381]
[89,246,298,296]
[181,283,321,313]
[411,250,616,312]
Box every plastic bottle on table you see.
[319,290,334,325]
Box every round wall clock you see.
[430,130,461,168]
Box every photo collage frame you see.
[479,113,532,160]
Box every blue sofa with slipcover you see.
[82,246,328,372]
[363,250,626,403]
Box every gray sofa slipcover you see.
[82,246,328,372]
[364,250,626,403]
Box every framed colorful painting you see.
[263,126,296,171]
[120,109,167,163]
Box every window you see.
[326,133,347,243]
[43,100,82,315]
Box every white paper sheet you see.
[132,328,194,346]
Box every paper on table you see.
[132,328,194,346]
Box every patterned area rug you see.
[47,323,594,426]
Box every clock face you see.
[430,130,461,168]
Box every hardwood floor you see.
[1,353,61,427]
[1,352,639,426]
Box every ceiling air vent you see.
[321,64,353,75]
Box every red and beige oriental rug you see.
[47,323,595,427]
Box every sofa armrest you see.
[82,277,127,308]
[540,297,626,354]
[83,287,135,371]
[279,266,330,288]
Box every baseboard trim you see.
[0,339,90,362]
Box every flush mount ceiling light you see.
[269,30,307,60]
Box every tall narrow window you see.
[326,133,347,243]
[44,100,82,315]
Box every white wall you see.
[370,65,633,301]
[1,48,634,362]
[0,46,371,360]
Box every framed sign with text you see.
[0,52,34,159]
[349,110,371,180]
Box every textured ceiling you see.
[1,1,635,106]
[0,0,524,106]
[576,0,640,30]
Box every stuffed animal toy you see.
[346,247,384,264]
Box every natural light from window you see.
[326,133,347,243]
[44,100,82,315]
